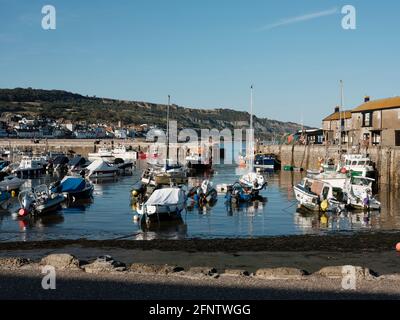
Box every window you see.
[372,131,381,145]
[362,112,372,127]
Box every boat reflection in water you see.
[17,213,65,231]
[226,197,268,217]
[294,208,380,233]
[61,198,93,211]
[134,217,188,240]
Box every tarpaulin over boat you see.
[59,177,86,192]
[53,156,70,165]
[145,188,186,206]
[68,156,86,167]
[86,160,116,172]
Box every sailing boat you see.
[237,86,267,196]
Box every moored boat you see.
[85,160,119,179]
[136,187,187,223]
[51,176,94,200]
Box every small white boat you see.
[137,187,187,223]
[0,175,24,191]
[88,147,114,162]
[345,176,381,210]
[294,177,344,212]
[86,160,119,179]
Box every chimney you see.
[334,106,340,113]
[364,96,370,103]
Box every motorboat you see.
[254,153,281,171]
[225,182,255,203]
[136,187,187,223]
[294,177,345,212]
[12,156,45,178]
[111,145,137,162]
[0,175,24,191]
[239,172,267,192]
[344,176,381,210]
[85,160,119,179]
[51,176,94,200]
[342,154,377,179]
[187,179,218,206]
[17,185,66,216]
[88,147,114,162]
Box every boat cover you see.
[86,160,116,172]
[53,156,70,165]
[145,188,186,206]
[68,156,86,167]
[59,177,86,192]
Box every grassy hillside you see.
[0,88,308,140]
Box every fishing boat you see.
[12,156,45,178]
[342,154,377,179]
[254,153,281,171]
[17,185,65,216]
[294,177,345,212]
[51,176,94,200]
[187,180,218,206]
[136,187,187,223]
[111,145,137,162]
[88,147,114,162]
[344,176,381,210]
[0,175,24,191]
[85,160,119,179]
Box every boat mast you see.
[166,95,170,165]
[249,85,254,172]
[339,80,343,151]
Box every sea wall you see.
[259,144,400,187]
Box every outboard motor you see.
[18,193,34,217]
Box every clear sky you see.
[1,0,399,127]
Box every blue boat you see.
[51,176,94,200]
[225,182,253,203]
[254,153,281,171]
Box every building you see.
[296,129,324,145]
[322,107,352,145]
[350,96,400,147]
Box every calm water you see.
[1,162,400,242]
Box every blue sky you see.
[0,0,399,127]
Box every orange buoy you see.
[396,243,400,252]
